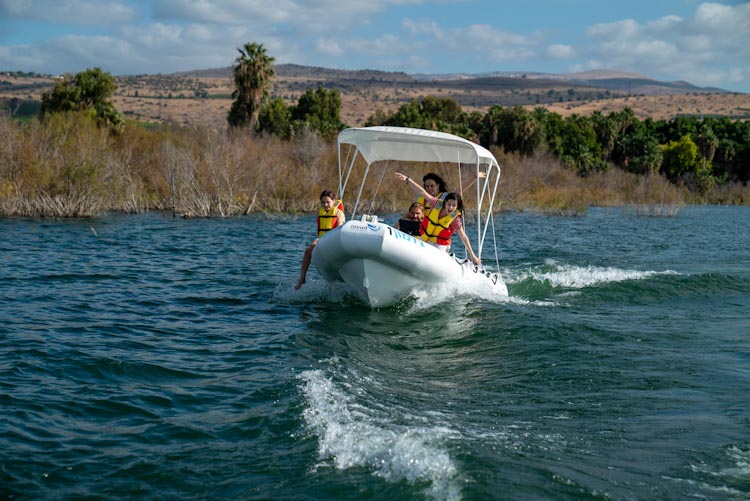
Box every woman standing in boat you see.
[395,172,481,267]
[295,190,345,290]
[417,173,448,209]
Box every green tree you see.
[258,97,292,139]
[558,115,604,175]
[481,105,504,147]
[364,109,391,127]
[367,96,467,136]
[695,122,719,170]
[419,95,464,130]
[661,135,701,181]
[496,106,542,157]
[227,42,275,131]
[592,108,634,162]
[40,67,123,132]
[388,99,424,128]
[466,111,485,143]
[614,120,662,175]
[290,86,345,139]
[537,109,565,158]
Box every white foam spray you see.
[300,369,462,500]
[508,260,678,289]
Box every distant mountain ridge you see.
[173,64,729,95]
[410,68,726,93]
[175,64,413,82]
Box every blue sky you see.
[1,0,748,92]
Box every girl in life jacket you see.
[402,172,484,221]
[295,190,345,290]
[395,172,481,267]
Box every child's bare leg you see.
[295,242,316,289]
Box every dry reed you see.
[0,112,747,218]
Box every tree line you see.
[228,43,748,196]
[2,41,747,218]
[362,97,750,193]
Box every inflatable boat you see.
[312,126,508,307]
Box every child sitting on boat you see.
[395,172,481,267]
[295,190,345,290]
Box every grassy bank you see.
[0,113,747,218]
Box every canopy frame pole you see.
[351,162,371,219]
[478,163,501,256]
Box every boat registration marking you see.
[393,228,426,247]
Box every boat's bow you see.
[312,218,506,307]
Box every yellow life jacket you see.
[417,192,446,219]
[317,199,344,237]
[419,203,460,246]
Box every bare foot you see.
[294,279,305,290]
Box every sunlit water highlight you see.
[2,206,749,500]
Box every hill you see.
[1,66,748,129]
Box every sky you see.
[0,0,748,92]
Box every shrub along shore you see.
[0,112,748,219]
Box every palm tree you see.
[228,42,275,131]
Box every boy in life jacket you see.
[295,190,345,290]
[395,202,424,236]
[395,172,481,267]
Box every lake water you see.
[2,207,749,500]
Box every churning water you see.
[2,207,749,499]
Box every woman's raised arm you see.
[394,172,432,200]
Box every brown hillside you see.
[2,68,749,129]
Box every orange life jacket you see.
[317,199,344,237]
[419,202,460,246]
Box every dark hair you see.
[443,192,464,213]
[320,189,336,200]
[422,173,448,193]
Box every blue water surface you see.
[1,206,749,500]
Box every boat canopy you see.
[335,126,503,261]
[338,126,497,167]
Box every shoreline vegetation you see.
[1,54,749,219]
[1,111,747,220]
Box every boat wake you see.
[510,260,677,289]
[299,367,462,500]
[507,259,678,289]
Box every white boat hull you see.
[312,220,508,307]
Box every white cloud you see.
[0,0,136,25]
[581,2,750,89]
[152,0,290,25]
[0,0,747,92]
[151,0,425,33]
[693,2,736,30]
[350,34,403,55]
[402,18,534,61]
[407,54,431,70]
[546,44,574,59]
[0,44,51,72]
[316,38,344,57]
[646,14,683,32]
[0,36,136,75]
[586,19,641,39]
[727,67,744,83]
